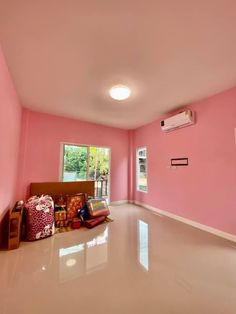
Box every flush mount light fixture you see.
[109,85,131,101]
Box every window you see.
[136,147,147,192]
[61,144,110,200]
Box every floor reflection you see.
[138,220,149,271]
[86,227,108,274]
[59,243,85,257]
[1,204,236,314]
[59,226,108,282]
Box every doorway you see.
[61,144,110,203]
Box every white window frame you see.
[59,142,111,204]
[136,147,148,193]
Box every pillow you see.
[84,216,106,229]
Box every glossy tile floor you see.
[1,204,236,314]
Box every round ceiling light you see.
[109,85,131,101]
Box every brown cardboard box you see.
[8,201,24,250]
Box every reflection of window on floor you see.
[59,243,85,257]
[58,226,108,282]
[86,227,108,248]
[136,147,147,192]
[86,228,108,273]
[138,220,149,271]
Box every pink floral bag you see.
[25,195,55,241]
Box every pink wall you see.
[17,109,129,202]
[132,87,236,235]
[0,46,22,219]
[4,46,234,236]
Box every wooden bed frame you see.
[30,181,95,197]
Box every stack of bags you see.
[53,193,86,230]
[24,194,111,240]
[54,194,111,231]
[82,199,111,229]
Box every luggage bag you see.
[25,195,55,241]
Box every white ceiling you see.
[0,0,236,129]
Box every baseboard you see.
[134,200,236,243]
[110,200,128,206]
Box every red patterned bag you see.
[25,195,55,241]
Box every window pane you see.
[88,147,109,181]
[137,147,147,192]
[63,145,88,181]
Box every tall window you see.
[136,147,147,192]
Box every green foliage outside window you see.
[63,145,109,181]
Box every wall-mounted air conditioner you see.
[160,110,194,132]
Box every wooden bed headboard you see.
[30,181,95,197]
